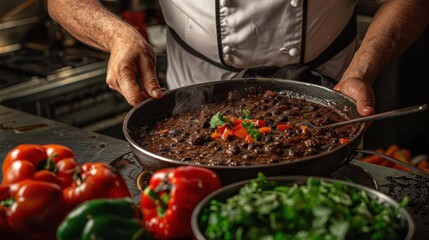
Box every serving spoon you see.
[302,104,428,130]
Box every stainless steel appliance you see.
[0,42,132,136]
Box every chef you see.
[47,0,429,116]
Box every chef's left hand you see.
[334,77,375,116]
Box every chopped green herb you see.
[210,112,227,129]
[200,175,409,240]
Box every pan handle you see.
[354,149,429,176]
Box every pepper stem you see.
[144,184,171,217]
[0,198,14,207]
[36,152,58,173]
[72,167,82,185]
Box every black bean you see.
[226,145,240,155]
[263,112,273,117]
[259,105,268,111]
[264,144,283,155]
[247,143,256,150]
[304,138,319,148]
[264,135,273,142]
[160,146,170,152]
[303,148,317,156]
[287,149,303,157]
[273,109,281,115]
[187,134,204,145]
[240,142,249,148]
[175,150,185,154]
[278,115,289,122]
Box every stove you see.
[0,45,101,77]
[0,43,132,131]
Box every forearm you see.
[47,0,135,52]
[343,0,429,84]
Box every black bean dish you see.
[136,89,359,166]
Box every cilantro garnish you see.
[210,112,227,128]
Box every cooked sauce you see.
[136,89,358,166]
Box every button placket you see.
[223,45,234,62]
[290,0,300,7]
[288,47,300,57]
[279,47,300,57]
[223,46,232,55]
[220,0,230,7]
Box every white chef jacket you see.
[159,0,360,89]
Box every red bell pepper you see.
[141,166,221,239]
[1,144,78,189]
[63,162,131,209]
[0,179,69,240]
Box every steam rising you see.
[172,85,214,116]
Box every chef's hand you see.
[106,27,164,106]
[334,77,375,117]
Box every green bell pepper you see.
[57,197,151,240]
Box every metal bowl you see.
[191,176,415,240]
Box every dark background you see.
[364,27,429,156]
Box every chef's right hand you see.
[106,26,163,106]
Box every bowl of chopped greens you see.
[191,174,414,240]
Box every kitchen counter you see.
[1,105,428,239]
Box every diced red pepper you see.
[210,132,221,140]
[253,120,266,128]
[277,124,292,131]
[245,135,255,143]
[232,123,244,131]
[229,117,243,126]
[221,128,234,141]
[339,138,350,144]
[217,125,228,135]
[233,128,248,140]
[258,126,272,134]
